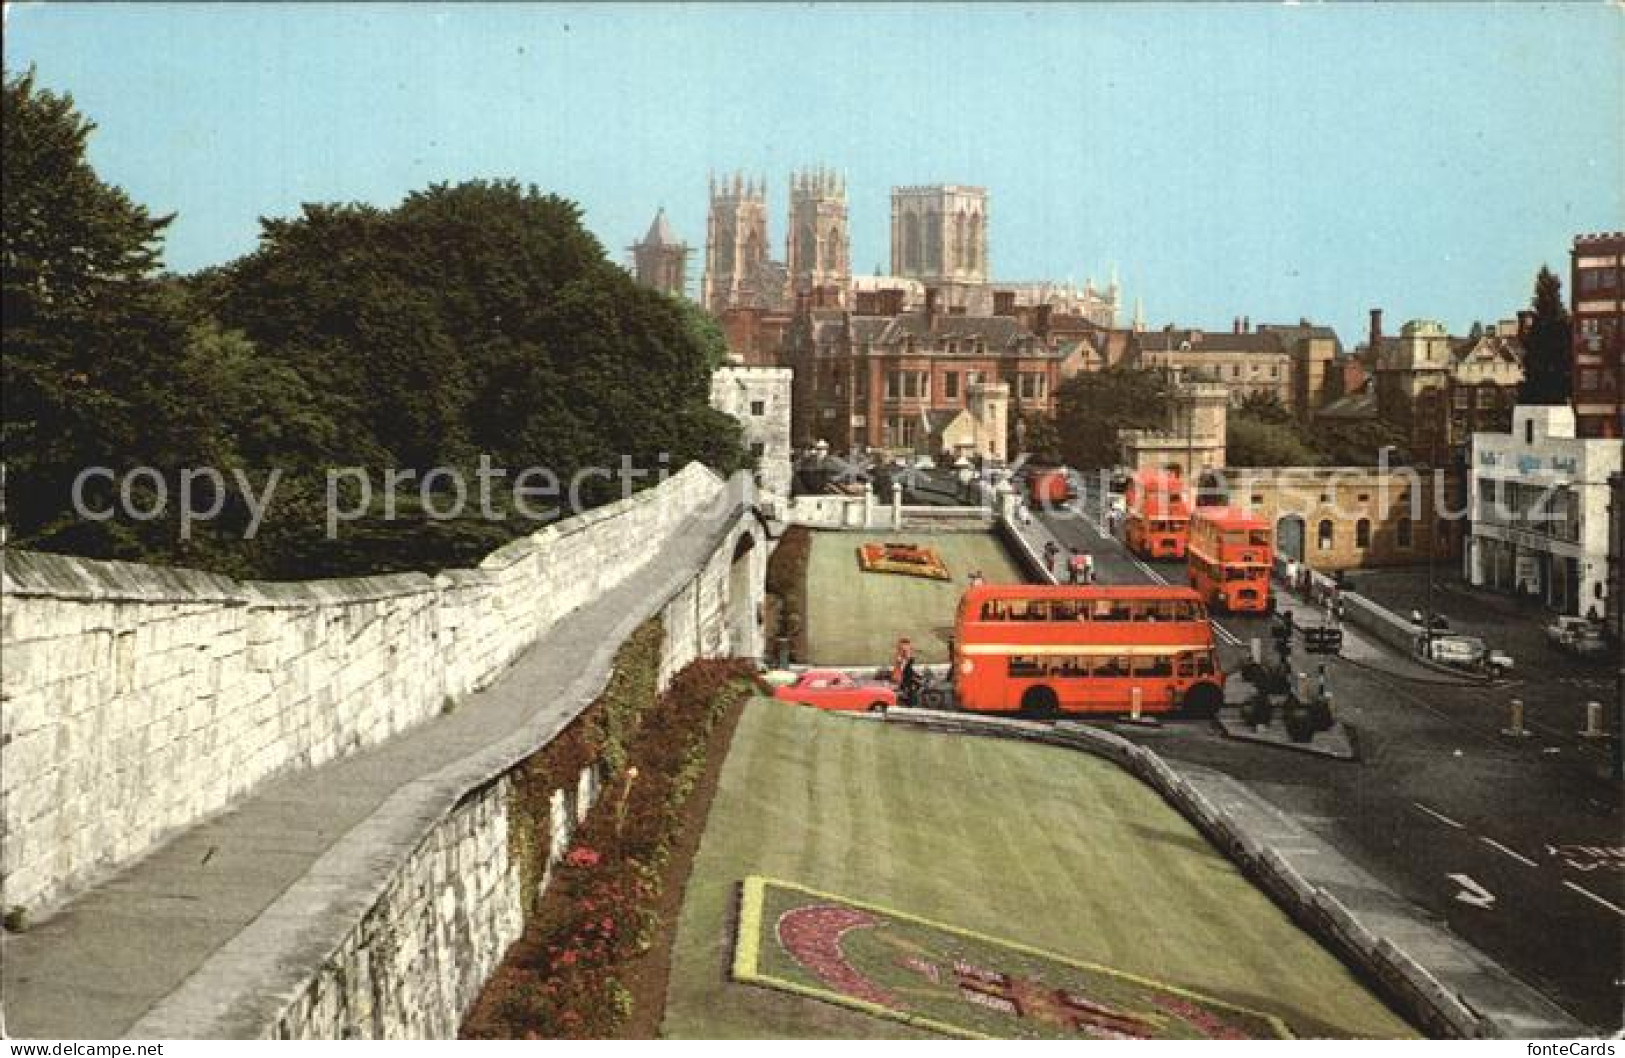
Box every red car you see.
[772,669,897,713]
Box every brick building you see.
[785,288,1058,459]
[1571,231,1624,439]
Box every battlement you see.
[791,165,846,198]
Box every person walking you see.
[968,568,986,589]
[1068,548,1086,585]
[1083,552,1096,584]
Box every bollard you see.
[1130,685,1143,721]
[1501,698,1531,738]
[1581,701,1606,739]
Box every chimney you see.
[879,288,904,317]
[924,287,939,326]
[855,289,879,316]
[1517,310,1534,339]
[1242,315,1250,333]
[1369,308,1383,353]
[794,290,811,316]
[1036,303,1053,337]
[1233,316,1241,334]
[993,290,1016,316]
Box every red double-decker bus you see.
[952,584,1225,718]
[1123,470,1190,560]
[1187,506,1274,613]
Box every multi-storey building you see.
[628,208,689,297]
[1129,323,1296,409]
[785,288,1059,460]
[1571,231,1624,439]
[1366,310,1525,461]
[1467,404,1622,615]
[710,364,794,496]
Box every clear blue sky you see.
[6,2,1621,344]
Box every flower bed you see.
[463,657,759,1039]
[734,876,1290,1040]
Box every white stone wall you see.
[710,366,793,497]
[0,464,726,916]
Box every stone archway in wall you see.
[726,528,762,660]
[1277,515,1306,563]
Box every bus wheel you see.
[868,702,890,714]
[1021,686,1060,719]
[1183,682,1223,719]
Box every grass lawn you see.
[660,701,1416,1039]
[804,531,1025,666]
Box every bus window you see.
[1051,599,1079,621]
[1136,655,1174,678]
[1009,656,1043,678]
[1250,530,1271,546]
[1175,653,1196,678]
[1196,652,1217,676]
[1097,656,1131,678]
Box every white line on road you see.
[1480,836,1538,868]
[1414,802,1466,829]
[1447,873,1496,909]
[1563,880,1625,918]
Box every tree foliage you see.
[3,73,744,578]
[1518,266,1572,405]
[1053,367,1172,469]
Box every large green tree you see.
[2,69,203,551]
[1053,367,1172,469]
[1518,265,1572,405]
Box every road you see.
[1029,476,1624,1032]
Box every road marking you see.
[1413,802,1465,829]
[1447,873,1496,909]
[1563,880,1625,918]
[1480,836,1538,868]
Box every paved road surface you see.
[1022,476,1623,1032]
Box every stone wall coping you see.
[1,462,725,605]
[127,486,753,1039]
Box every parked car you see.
[772,669,897,713]
[1422,634,1514,676]
[1544,616,1612,659]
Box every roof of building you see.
[1132,329,1288,357]
[641,208,680,247]
[1256,321,1345,357]
[804,308,1051,357]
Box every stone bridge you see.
[0,463,769,1038]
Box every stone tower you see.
[702,173,772,315]
[786,167,850,305]
[890,185,989,285]
[629,208,689,297]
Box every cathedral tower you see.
[786,166,850,305]
[629,208,689,298]
[890,185,989,285]
[702,173,774,314]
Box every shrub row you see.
[467,657,758,1038]
[765,524,810,663]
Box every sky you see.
[5,1,1622,346]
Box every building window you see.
[1018,372,1049,401]
[885,370,927,400]
[1356,519,1371,548]
[944,372,960,400]
[749,400,765,417]
[1317,519,1334,551]
[1397,517,1413,548]
[1525,419,1533,445]
[750,441,765,458]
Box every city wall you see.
[0,463,743,919]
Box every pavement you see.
[1347,567,1620,751]
[1013,478,1624,1033]
[0,499,745,1039]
